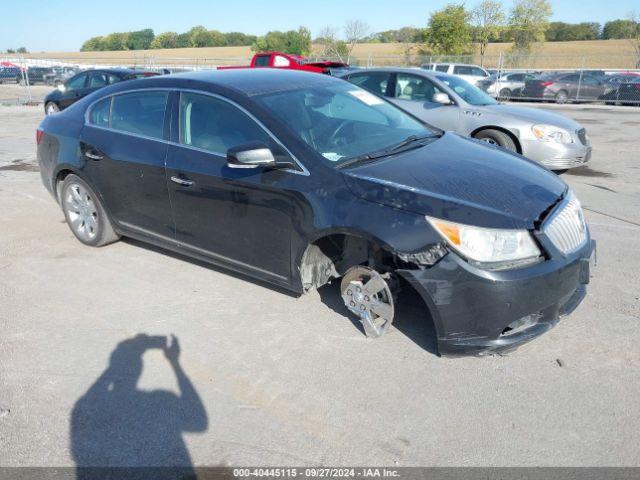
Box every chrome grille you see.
[544,192,587,255]
[576,128,588,145]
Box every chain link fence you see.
[2,53,639,106]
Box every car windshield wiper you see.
[337,134,436,170]
[387,134,435,153]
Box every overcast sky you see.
[2,0,638,52]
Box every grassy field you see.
[15,39,639,69]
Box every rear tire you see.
[45,102,60,115]
[499,88,512,100]
[60,174,120,247]
[555,90,568,104]
[474,129,517,152]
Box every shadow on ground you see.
[70,334,208,479]
[317,281,439,356]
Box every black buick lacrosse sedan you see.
[36,69,595,355]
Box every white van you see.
[421,63,490,86]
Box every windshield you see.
[437,74,498,106]
[257,82,436,165]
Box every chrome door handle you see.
[170,176,194,187]
[84,151,103,160]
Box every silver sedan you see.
[338,68,591,171]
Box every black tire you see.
[45,102,60,115]
[60,174,120,247]
[474,129,518,152]
[555,90,568,104]
[553,169,568,175]
[499,88,512,100]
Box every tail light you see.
[539,81,554,87]
[36,129,44,145]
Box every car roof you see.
[340,67,449,79]
[163,68,337,96]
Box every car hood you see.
[342,132,567,229]
[480,104,582,131]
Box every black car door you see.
[165,91,302,284]
[80,90,174,239]
[60,72,91,109]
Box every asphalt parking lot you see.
[1,103,639,468]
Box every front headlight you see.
[426,216,542,269]
[531,124,573,144]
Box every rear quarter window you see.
[88,97,111,127]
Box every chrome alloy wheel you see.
[341,266,395,338]
[63,183,99,242]
[480,137,498,145]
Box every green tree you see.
[102,32,129,51]
[6,48,16,54]
[471,0,504,65]
[80,36,105,51]
[252,27,312,55]
[427,4,472,55]
[546,22,599,41]
[150,32,179,49]
[188,26,213,47]
[175,33,191,48]
[16,47,28,53]
[126,29,154,50]
[602,19,638,39]
[507,0,552,53]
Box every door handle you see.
[84,151,103,160]
[81,142,104,161]
[170,176,194,187]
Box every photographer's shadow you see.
[70,334,207,479]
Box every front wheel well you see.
[298,232,442,292]
[471,126,522,154]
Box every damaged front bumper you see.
[397,239,595,356]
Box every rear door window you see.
[395,73,445,102]
[110,91,168,139]
[470,67,487,77]
[347,72,391,96]
[453,65,473,75]
[179,92,271,154]
[88,72,109,88]
[435,65,449,72]
[66,73,88,90]
[253,55,270,67]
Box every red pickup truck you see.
[218,52,348,74]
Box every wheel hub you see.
[340,266,395,338]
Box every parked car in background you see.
[17,67,55,85]
[602,76,640,105]
[340,68,591,171]
[218,51,348,74]
[36,69,594,355]
[478,72,538,99]
[421,63,490,86]
[0,66,21,84]
[43,68,159,115]
[522,72,606,103]
[43,67,81,86]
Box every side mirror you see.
[227,142,276,169]
[57,84,66,92]
[432,92,452,105]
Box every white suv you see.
[421,63,490,86]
